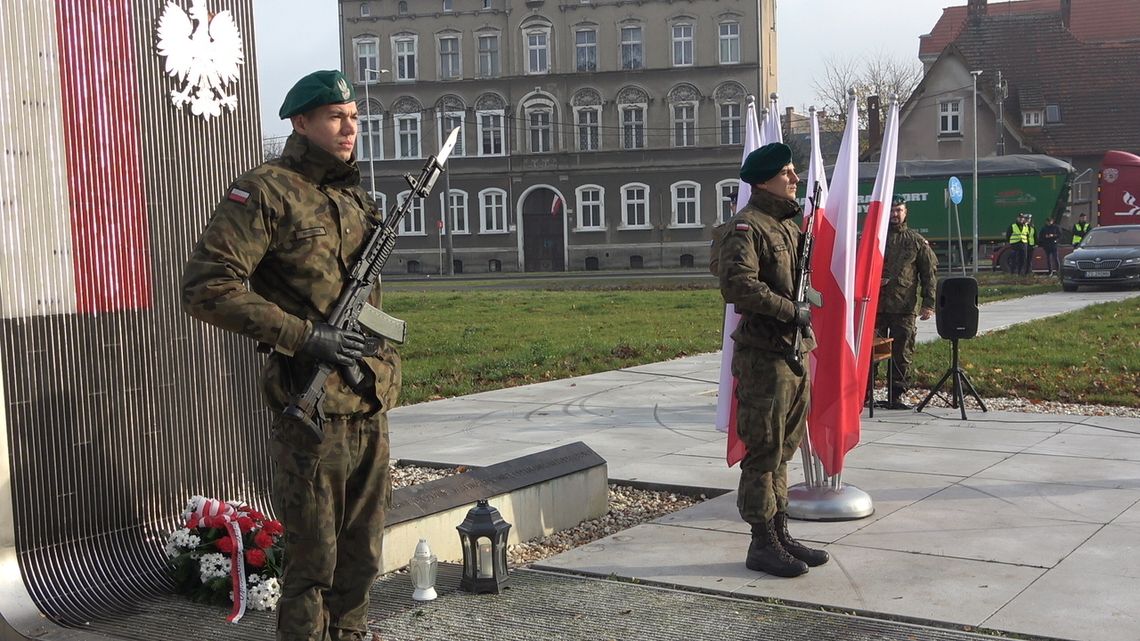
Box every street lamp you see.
[971,69,982,273]
[362,67,390,202]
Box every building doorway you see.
[521,189,565,272]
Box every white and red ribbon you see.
[192,498,248,623]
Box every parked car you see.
[1060,224,1140,291]
[992,243,1075,273]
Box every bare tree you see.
[262,135,288,160]
[812,51,923,132]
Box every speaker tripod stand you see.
[915,337,988,420]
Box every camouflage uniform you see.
[715,189,815,525]
[182,133,400,641]
[876,221,937,401]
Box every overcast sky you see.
[252,0,964,138]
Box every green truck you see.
[799,154,1074,270]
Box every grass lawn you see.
[382,273,1138,408]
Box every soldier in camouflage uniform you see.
[182,70,399,641]
[714,143,829,578]
[875,195,938,410]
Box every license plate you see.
[1085,270,1111,278]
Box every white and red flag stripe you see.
[718,97,764,466]
[853,101,902,403]
[806,94,861,476]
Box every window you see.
[443,0,453,11]
[1022,110,1043,127]
[720,102,741,144]
[478,34,500,77]
[575,29,597,72]
[360,3,371,17]
[527,107,552,153]
[397,190,425,235]
[359,112,383,160]
[354,37,379,82]
[621,184,650,228]
[398,1,408,15]
[371,191,387,213]
[440,190,468,234]
[477,111,504,156]
[620,26,643,70]
[576,185,605,230]
[622,106,645,149]
[1045,104,1062,123]
[576,107,599,151]
[480,188,508,232]
[672,24,693,66]
[939,99,962,135]
[717,180,737,223]
[673,104,695,147]
[527,30,549,74]
[440,111,464,157]
[719,22,740,64]
[396,114,421,159]
[483,0,492,8]
[439,36,460,80]
[394,36,417,81]
[671,182,701,227]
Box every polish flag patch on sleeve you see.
[735,223,750,231]
[228,187,251,204]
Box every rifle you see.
[787,181,824,376]
[283,127,461,440]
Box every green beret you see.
[279,70,356,119]
[740,143,792,185]
[892,195,907,207]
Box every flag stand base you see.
[787,483,874,521]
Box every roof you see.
[950,12,1140,156]
[853,154,1074,180]
[919,0,1140,60]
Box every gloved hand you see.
[299,323,365,366]
[792,301,812,328]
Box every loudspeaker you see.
[936,277,979,340]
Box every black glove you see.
[299,323,365,366]
[792,301,812,328]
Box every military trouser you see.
[732,345,809,525]
[270,412,391,641]
[875,313,917,398]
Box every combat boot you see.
[887,392,912,410]
[773,512,830,567]
[746,519,808,577]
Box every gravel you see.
[390,395,1137,568]
[390,465,704,567]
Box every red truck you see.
[992,150,1140,272]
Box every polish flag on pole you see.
[718,96,764,467]
[761,95,783,147]
[806,93,861,476]
[550,195,562,216]
[853,100,902,405]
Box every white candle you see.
[477,539,492,578]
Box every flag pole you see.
[787,93,873,521]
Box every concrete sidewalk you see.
[389,289,1140,641]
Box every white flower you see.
[198,552,231,582]
[181,495,207,523]
[247,577,281,611]
[164,528,202,558]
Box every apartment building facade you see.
[340,0,776,274]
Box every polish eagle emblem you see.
[155,0,244,120]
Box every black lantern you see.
[456,499,511,593]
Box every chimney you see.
[785,106,794,133]
[968,0,987,20]
[867,95,882,154]
[1060,0,1071,29]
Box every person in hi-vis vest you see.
[1006,212,1033,274]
